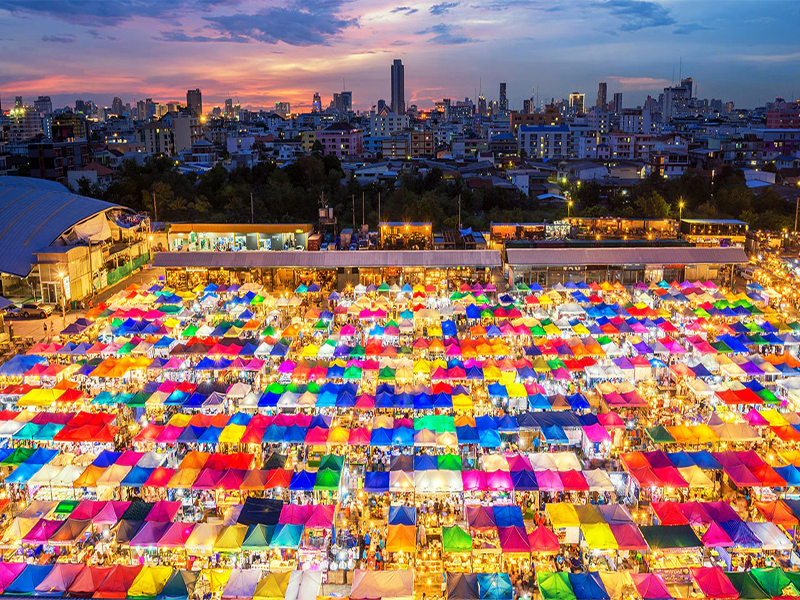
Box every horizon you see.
[1,0,799,112]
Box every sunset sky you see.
[0,0,797,112]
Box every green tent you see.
[530,325,546,337]
[262,325,276,337]
[314,469,341,491]
[710,341,733,354]
[515,283,530,292]
[645,425,676,444]
[442,525,472,553]
[724,572,769,600]
[350,344,365,358]
[241,524,274,551]
[749,568,800,598]
[378,367,396,380]
[318,454,344,472]
[117,342,136,355]
[377,282,390,292]
[157,305,182,314]
[758,388,779,403]
[270,524,303,549]
[126,391,149,407]
[181,324,198,338]
[537,572,576,600]
[748,334,769,345]
[54,500,80,516]
[437,454,462,470]
[1,447,34,465]
[343,366,362,379]
[250,294,264,305]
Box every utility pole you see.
[351,194,356,230]
[458,194,462,230]
[795,196,799,232]
[378,191,381,225]
[361,192,365,227]
[250,192,255,224]
[152,191,158,223]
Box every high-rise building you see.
[34,96,52,115]
[391,59,405,115]
[333,91,352,113]
[681,77,693,99]
[186,89,202,117]
[613,92,623,113]
[111,97,124,117]
[275,102,291,117]
[312,92,322,112]
[478,95,487,117]
[596,82,607,109]
[499,82,507,111]
[224,98,233,117]
[14,96,23,109]
[568,92,585,114]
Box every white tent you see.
[350,570,414,600]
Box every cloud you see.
[0,0,239,26]
[391,6,419,14]
[199,2,359,45]
[593,0,675,31]
[429,1,458,14]
[42,34,77,43]
[673,22,714,35]
[606,75,671,90]
[156,30,227,42]
[389,40,411,45]
[730,52,800,64]
[415,23,479,44]
[87,29,118,41]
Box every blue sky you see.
[0,0,797,112]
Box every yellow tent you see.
[581,523,618,550]
[0,517,39,546]
[678,466,714,490]
[202,569,231,593]
[127,566,173,598]
[212,524,248,552]
[168,413,193,427]
[545,503,580,528]
[72,465,107,488]
[218,425,246,444]
[18,388,64,407]
[186,524,223,553]
[690,423,720,443]
[254,573,291,600]
[167,469,200,489]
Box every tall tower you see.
[596,82,607,109]
[186,89,202,116]
[613,92,623,113]
[499,82,507,111]
[312,92,321,112]
[391,59,405,115]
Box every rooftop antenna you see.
[679,57,682,83]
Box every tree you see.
[634,191,671,218]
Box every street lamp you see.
[568,200,573,220]
[679,200,684,221]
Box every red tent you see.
[690,566,739,600]
[651,502,689,526]
[92,565,142,599]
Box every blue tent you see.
[494,505,524,527]
[388,506,416,526]
[0,355,46,377]
[510,470,538,491]
[478,428,501,448]
[6,463,43,484]
[391,427,414,447]
[93,450,122,468]
[541,424,569,444]
[477,573,512,600]
[666,451,696,469]
[456,426,479,444]
[121,466,154,487]
[289,470,317,491]
[775,465,800,487]
[4,564,53,595]
[177,425,205,444]
[364,471,390,492]
[262,425,287,444]
[688,450,723,470]
[569,573,609,600]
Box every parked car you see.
[18,303,53,319]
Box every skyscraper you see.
[111,96,124,117]
[391,59,405,115]
[613,92,623,113]
[596,82,607,109]
[186,89,202,117]
[224,98,233,117]
[499,82,507,111]
[34,96,52,115]
[312,92,322,112]
[569,92,585,114]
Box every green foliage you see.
[634,191,671,218]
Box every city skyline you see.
[0,0,799,112]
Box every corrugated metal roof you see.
[0,177,119,277]
[169,223,315,234]
[154,249,502,269]
[506,246,748,267]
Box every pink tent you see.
[348,427,371,445]
[498,526,531,553]
[461,471,488,492]
[279,505,312,525]
[146,500,181,522]
[597,412,625,428]
[486,470,514,492]
[191,469,224,490]
[70,500,105,521]
[743,409,769,426]
[679,502,712,527]
[632,573,672,600]
[527,526,560,553]
[306,505,335,529]
[652,466,689,488]
[690,566,738,599]
[701,522,733,547]
[22,519,62,544]
[116,451,144,466]
[466,506,496,530]
[157,522,196,548]
[583,423,611,443]
[534,470,564,492]
[92,501,131,526]
[304,427,329,445]
[0,563,27,593]
[609,523,648,551]
[505,454,532,471]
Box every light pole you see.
[568,200,573,220]
[678,200,684,239]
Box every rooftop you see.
[154,249,502,269]
[506,246,748,267]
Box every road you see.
[6,266,164,344]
